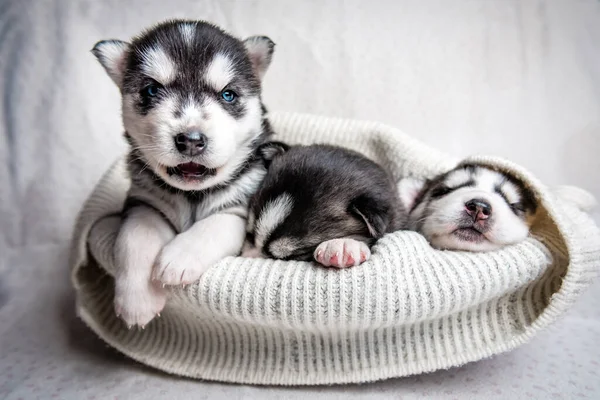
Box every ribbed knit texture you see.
[70,112,600,385]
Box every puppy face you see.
[399,165,537,251]
[92,20,274,191]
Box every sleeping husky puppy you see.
[93,20,275,327]
[243,151,540,266]
[398,164,538,251]
[241,143,406,267]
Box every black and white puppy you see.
[398,164,538,251]
[93,20,275,327]
[241,144,406,267]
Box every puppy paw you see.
[114,279,166,328]
[314,238,371,268]
[153,238,207,285]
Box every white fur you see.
[188,96,264,189]
[139,46,177,84]
[314,238,371,268]
[445,168,472,188]
[397,177,426,211]
[500,181,520,204]
[113,206,175,327]
[205,53,234,91]
[121,94,177,176]
[180,97,204,123]
[268,237,301,259]
[255,193,294,249]
[243,37,273,80]
[153,213,247,285]
[94,40,129,87]
[179,23,196,46]
[198,98,248,167]
[196,166,266,219]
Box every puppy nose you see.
[465,199,492,221]
[174,132,207,156]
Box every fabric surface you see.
[2,0,600,397]
[71,112,600,385]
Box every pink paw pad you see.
[314,238,371,268]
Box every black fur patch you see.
[249,144,405,259]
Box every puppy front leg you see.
[114,206,175,328]
[153,213,246,285]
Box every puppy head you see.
[92,20,275,191]
[245,192,388,261]
[399,165,538,251]
[245,145,393,261]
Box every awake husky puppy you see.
[398,164,538,251]
[92,20,276,327]
[241,143,406,267]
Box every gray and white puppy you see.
[93,20,275,327]
[241,143,405,267]
[398,164,538,251]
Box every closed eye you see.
[494,185,521,213]
[430,185,451,198]
[510,202,525,214]
[431,180,474,199]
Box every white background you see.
[1,1,599,399]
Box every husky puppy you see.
[92,20,275,327]
[398,164,538,251]
[241,143,406,267]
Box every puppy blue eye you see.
[144,84,159,97]
[221,90,237,102]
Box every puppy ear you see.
[349,194,391,239]
[397,177,426,211]
[91,40,131,88]
[243,36,275,80]
[257,141,289,168]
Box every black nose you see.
[465,199,492,221]
[174,132,207,156]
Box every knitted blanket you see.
[70,112,600,385]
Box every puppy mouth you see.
[166,162,217,181]
[452,226,486,243]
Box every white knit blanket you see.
[70,112,600,385]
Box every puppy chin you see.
[428,233,503,252]
[155,167,211,191]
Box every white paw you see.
[314,238,371,268]
[114,278,166,328]
[152,237,207,285]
